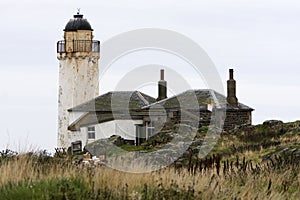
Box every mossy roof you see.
[143,89,254,111]
[69,91,157,112]
[69,89,253,113]
[68,89,253,130]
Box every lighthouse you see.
[57,12,100,148]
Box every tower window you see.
[88,126,95,139]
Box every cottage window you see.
[88,126,95,139]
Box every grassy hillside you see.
[0,120,299,199]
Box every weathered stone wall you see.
[166,110,212,128]
[223,110,252,130]
[166,109,251,131]
[64,30,93,52]
[199,111,212,126]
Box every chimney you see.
[157,69,167,101]
[226,69,238,108]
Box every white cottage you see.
[67,91,157,146]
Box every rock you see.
[83,152,91,160]
[85,138,112,158]
[263,120,283,127]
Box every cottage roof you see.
[142,89,254,111]
[68,91,156,130]
[68,91,156,112]
[68,89,253,131]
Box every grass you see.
[0,178,90,200]
[0,151,299,199]
[0,120,299,199]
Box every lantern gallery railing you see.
[57,40,100,53]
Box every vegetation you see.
[0,120,299,199]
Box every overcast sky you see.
[0,0,299,152]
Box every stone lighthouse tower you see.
[57,12,100,148]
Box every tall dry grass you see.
[0,153,299,199]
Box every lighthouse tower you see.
[57,12,100,148]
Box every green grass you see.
[0,178,91,200]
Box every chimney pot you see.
[229,69,234,80]
[160,69,164,80]
[157,69,167,101]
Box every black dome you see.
[64,14,93,31]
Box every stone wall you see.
[199,111,212,127]
[166,109,251,131]
[166,110,212,128]
[223,110,252,131]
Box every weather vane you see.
[77,8,81,15]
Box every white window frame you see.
[87,126,96,140]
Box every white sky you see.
[0,0,299,152]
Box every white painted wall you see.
[79,120,143,146]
